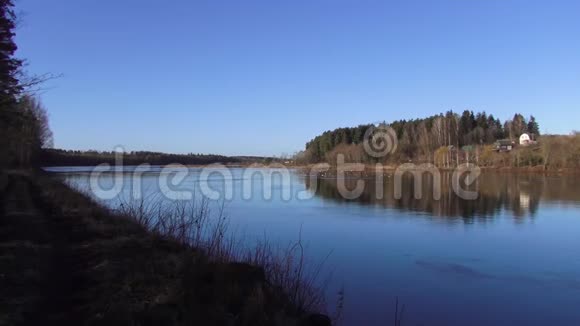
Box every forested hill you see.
[303,111,540,163]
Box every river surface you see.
[47,166,580,326]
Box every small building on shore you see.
[519,133,538,146]
[495,139,515,152]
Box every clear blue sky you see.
[14,0,580,156]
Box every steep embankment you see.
[0,171,88,325]
[0,171,330,326]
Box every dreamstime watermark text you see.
[87,130,481,202]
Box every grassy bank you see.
[0,170,331,326]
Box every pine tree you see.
[527,116,540,136]
[0,0,31,166]
[0,0,22,106]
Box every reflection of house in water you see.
[306,172,560,221]
[519,191,530,209]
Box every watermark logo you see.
[363,124,398,158]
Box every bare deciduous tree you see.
[19,95,54,149]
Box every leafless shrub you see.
[243,229,332,313]
[115,194,228,251]
[115,194,330,314]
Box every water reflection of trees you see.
[305,173,580,220]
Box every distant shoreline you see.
[43,163,580,176]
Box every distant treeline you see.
[40,149,243,166]
[302,111,540,163]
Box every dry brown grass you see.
[1,172,333,326]
[114,194,330,315]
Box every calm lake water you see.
[48,167,580,326]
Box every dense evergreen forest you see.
[303,111,541,163]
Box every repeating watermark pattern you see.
[86,135,481,203]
